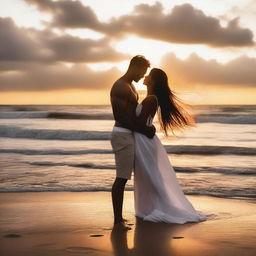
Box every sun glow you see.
[0,0,255,105]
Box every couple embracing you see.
[110,55,206,230]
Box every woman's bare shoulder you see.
[140,95,158,117]
[142,95,158,106]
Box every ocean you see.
[0,104,255,201]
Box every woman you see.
[134,68,207,224]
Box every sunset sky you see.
[0,0,255,105]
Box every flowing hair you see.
[150,68,195,136]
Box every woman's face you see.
[143,72,153,87]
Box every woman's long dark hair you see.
[150,68,194,136]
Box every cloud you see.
[108,3,254,47]
[1,1,255,93]
[25,0,255,47]
[44,33,129,62]
[2,53,255,92]
[0,17,46,61]
[0,16,128,91]
[25,0,101,29]
[0,17,128,64]
[160,53,256,88]
[0,62,121,91]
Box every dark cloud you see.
[25,1,255,47]
[0,16,128,91]
[0,61,39,72]
[46,35,127,62]
[25,0,101,29]
[0,17,46,61]
[160,53,256,88]
[0,17,128,64]
[107,3,254,47]
[0,62,121,91]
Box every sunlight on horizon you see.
[1,87,256,105]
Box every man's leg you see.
[110,131,134,228]
[111,177,128,224]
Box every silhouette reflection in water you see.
[111,217,196,256]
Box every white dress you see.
[133,103,207,224]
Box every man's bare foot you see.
[113,222,132,231]
[114,218,128,224]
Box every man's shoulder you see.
[113,78,130,87]
[111,78,131,94]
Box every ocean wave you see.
[25,161,256,175]
[1,144,255,155]
[174,166,256,175]
[0,112,49,119]
[196,114,256,124]
[164,145,256,155]
[1,111,256,124]
[0,111,113,120]
[0,125,110,140]
[0,149,112,155]
[26,161,115,169]
[0,187,114,192]
[47,112,113,120]
[0,187,255,200]
[0,126,256,156]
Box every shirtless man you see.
[110,55,156,229]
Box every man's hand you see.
[143,125,156,139]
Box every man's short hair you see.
[128,55,150,69]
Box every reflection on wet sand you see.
[111,217,198,256]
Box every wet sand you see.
[0,191,255,256]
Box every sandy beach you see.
[0,191,255,256]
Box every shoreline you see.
[1,190,255,203]
[0,191,256,256]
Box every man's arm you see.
[111,84,155,138]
